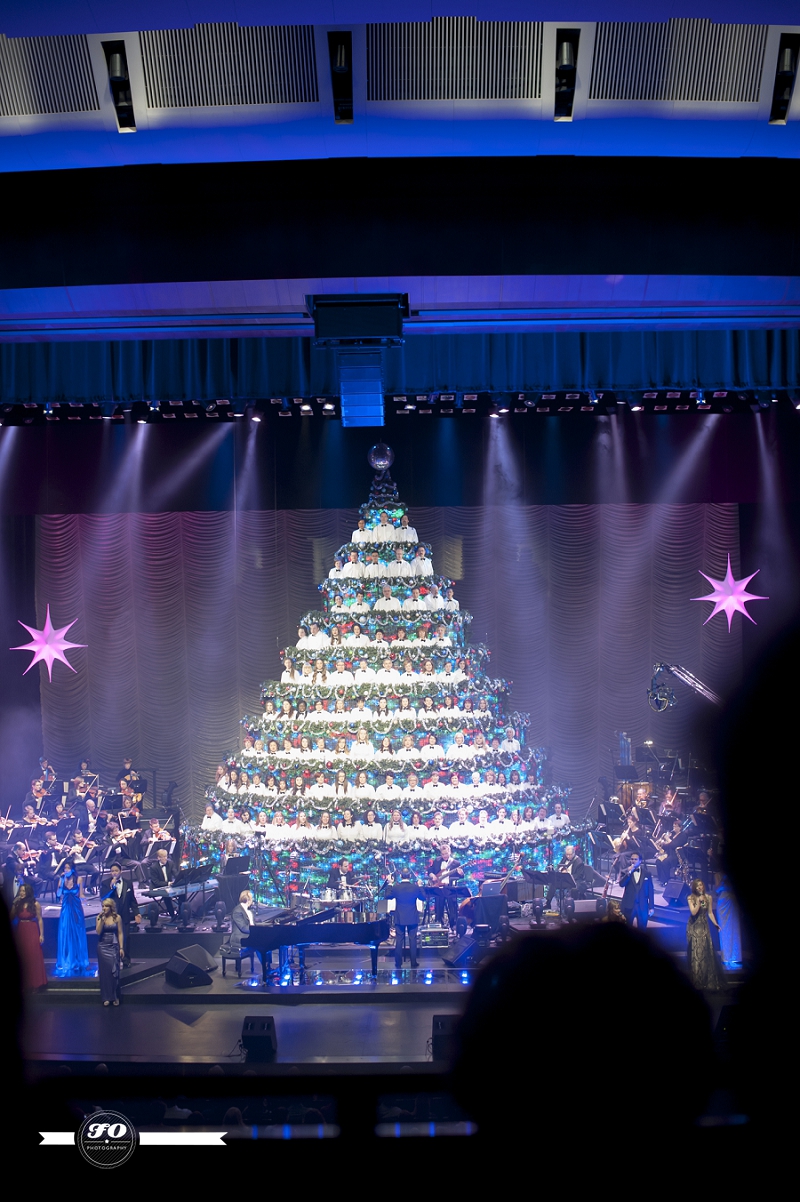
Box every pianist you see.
[148,848,178,918]
[222,889,255,955]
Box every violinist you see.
[102,820,134,864]
[5,842,39,894]
[36,831,67,886]
[21,802,50,836]
[118,793,140,830]
[70,833,101,894]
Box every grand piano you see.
[243,910,391,979]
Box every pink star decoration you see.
[11,604,86,681]
[691,556,768,632]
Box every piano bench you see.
[221,949,256,978]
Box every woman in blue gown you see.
[55,860,90,977]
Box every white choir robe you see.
[328,671,355,686]
[396,525,418,543]
[376,784,403,805]
[351,742,375,761]
[358,822,384,840]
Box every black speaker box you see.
[662,879,691,906]
[441,937,482,967]
[177,943,218,971]
[242,1015,278,1063]
[431,1013,459,1062]
[165,953,213,988]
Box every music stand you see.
[613,765,641,782]
[543,870,575,917]
[223,854,251,876]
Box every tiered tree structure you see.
[201,451,576,904]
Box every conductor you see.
[386,868,427,970]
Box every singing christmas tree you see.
[199,445,574,905]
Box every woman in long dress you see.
[686,878,722,991]
[95,898,124,1005]
[11,883,48,991]
[55,861,90,977]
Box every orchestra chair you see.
[220,947,256,978]
[39,876,59,903]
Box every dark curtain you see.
[3,329,799,402]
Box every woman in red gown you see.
[11,883,48,990]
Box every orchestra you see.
[0,482,728,971]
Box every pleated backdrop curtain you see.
[36,504,740,820]
[4,330,800,401]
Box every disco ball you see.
[368,443,394,471]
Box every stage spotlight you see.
[588,390,598,403]
[630,404,643,412]
[250,410,262,422]
[300,403,313,414]
[131,402,149,425]
[204,401,217,413]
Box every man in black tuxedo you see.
[546,844,593,907]
[387,868,427,969]
[428,843,464,930]
[35,831,66,890]
[222,889,255,954]
[326,858,357,891]
[103,862,141,966]
[619,852,654,928]
[148,848,177,918]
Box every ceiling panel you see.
[589,19,768,103]
[366,17,543,101]
[139,23,319,108]
[0,32,98,116]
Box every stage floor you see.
[23,879,745,1076]
[23,999,452,1070]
